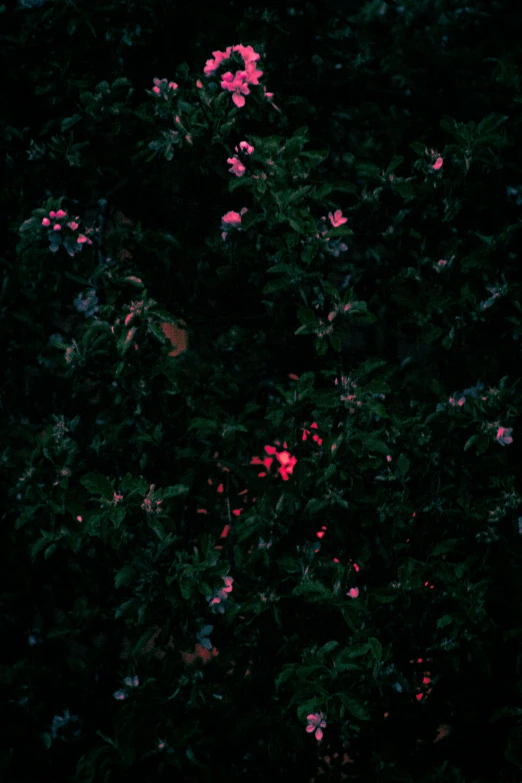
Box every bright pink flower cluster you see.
[204,44,264,108]
[250,442,297,481]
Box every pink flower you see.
[235,140,255,155]
[49,211,56,218]
[347,587,359,598]
[196,79,203,88]
[67,221,79,231]
[152,86,160,94]
[244,60,263,85]
[204,48,233,76]
[221,70,251,108]
[306,712,327,741]
[496,426,513,446]
[168,81,178,90]
[55,209,67,218]
[77,234,88,244]
[233,44,260,65]
[221,207,248,230]
[432,157,443,170]
[276,450,297,481]
[328,209,347,228]
[42,218,51,226]
[53,224,61,231]
[227,156,246,177]
[221,210,242,227]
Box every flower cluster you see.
[204,44,265,108]
[41,208,94,256]
[250,442,297,481]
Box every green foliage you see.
[2,0,522,781]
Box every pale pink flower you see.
[196,79,203,88]
[168,82,178,90]
[306,712,327,741]
[328,209,347,228]
[49,211,56,217]
[67,221,79,231]
[227,156,246,177]
[496,426,513,446]
[347,587,359,598]
[152,86,160,94]
[432,157,443,170]
[53,224,61,231]
[42,218,51,226]
[55,209,67,218]
[77,234,88,244]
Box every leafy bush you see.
[2,2,522,781]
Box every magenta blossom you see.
[306,712,327,741]
[432,157,443,170]
[204,47,233,76]
[347,587,359,598]
[235,140,255,155]
[221,208,248,228]
[496,426,513,446]
[328,209,348,228]
[42,217,51,226]
[221,70,251,108]
[227,156,246,177]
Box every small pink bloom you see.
[244,61,263,85]
[55,209,67,218]
[196,79,203,88]
[496,426,513,446]
[328,209,347,228]
[235,140,255,155]
[347,587,359,598]
[233,44,260,64]
[227,156,246,177]
[49,211,56,217]
[221,210,242,227]
[168,82,178,90]
[306,712,327,741]
[53,224,61,231]
[67,221,79,231]
[432,157,443,170]
[152,86,160,94]
[42,218,51,226]
[77,234,88,244]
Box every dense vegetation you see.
[2,1,522,780]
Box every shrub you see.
[2,2,522,782]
